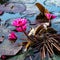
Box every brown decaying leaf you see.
[45,44,52,56]
[35,3,50,15]
[35,3,51,21]
[47,27,57,34]
[47,37,60,51]
[51,34,60,43]
[26,24,60,60]
[34,25,44,35]
[46,40,54,54]
[40,47,43,60]
[42,46,46,59]
[35,3,45,14]
[50,37,60,45]
[38,28,46,35]
[44,9,50,14]
[52,43,60,51]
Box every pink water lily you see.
[51,14,57,19]
[10,18,28,42]
[45,13,52,20]
[8,32,17,41]
[45,13,57,20]
[16,25,27,32]
[12,18,27,27]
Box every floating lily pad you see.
[0,39,22,57]
[0,26,10,38]
[0,19,24,57]
[0,3,26,13]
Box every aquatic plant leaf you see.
[0,39,22,57]
[0,3,26,13]
[35,3,49,15]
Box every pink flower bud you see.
[1,55,6,60]
[51,15,57,19]
[8,32,17,41]
[45,13,57,20]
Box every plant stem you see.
[21,26,33,42]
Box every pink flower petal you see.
[12,18,27,27]
[21,18,27,25]
[8,32,17,41]
[16,25,27,32]
[45,13,52,20]
[51,15,57,19]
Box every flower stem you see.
[21,26,33,41]
[21,26,33,51]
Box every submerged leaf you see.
[7,54,25,60]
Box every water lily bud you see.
[8,32,17,42]
[1,55,6,60]
[45,13,52,20]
